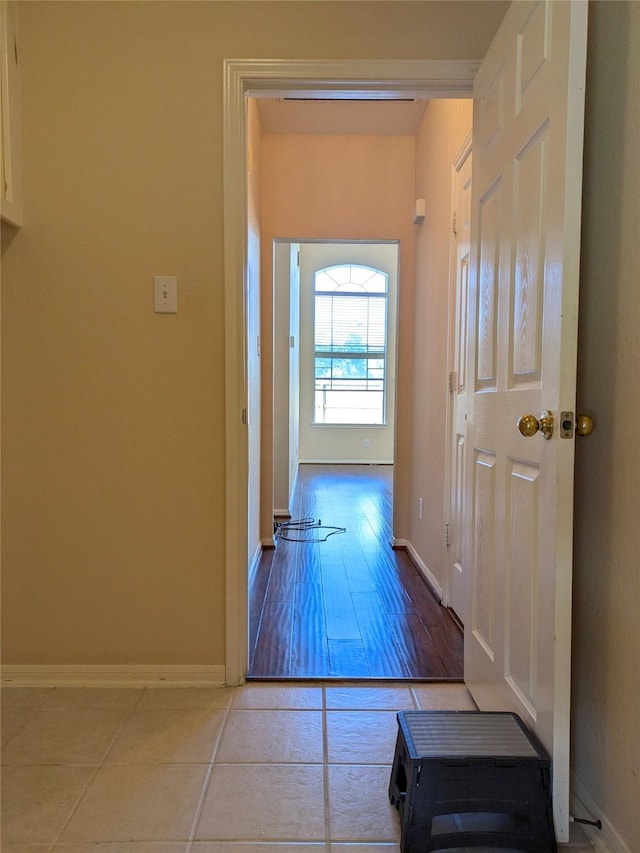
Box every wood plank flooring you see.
[248,464,463,680]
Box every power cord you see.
[274,516,346,543]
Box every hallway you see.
[248,465,463,679]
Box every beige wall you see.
[260,134,416,538]
[571,2,640,848]
[408,100,472,587]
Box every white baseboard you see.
[392,538,444,602]
[249,540,264,584]
[571,775,631,852]
[299,458,393,465]
[0,664,226,688]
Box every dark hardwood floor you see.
[248,464,463,680]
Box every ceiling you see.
[256,97,429,136]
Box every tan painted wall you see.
[571,2,640,848]
[408,100,472,586]
[0,0,508,666]
[260,134,416,540]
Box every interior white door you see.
[464,0,588,841]
[447,140,472,625]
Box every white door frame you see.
[223,59,478,686]
[443,131,473,616]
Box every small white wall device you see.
[154,276,178,313]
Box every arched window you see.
[314,264,388,425]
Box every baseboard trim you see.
[0,665,226,688]
[392,538,444,603]
[249,540,264,584]
[299,458,393,465]
[571,776,631,852]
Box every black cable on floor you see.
[274,516,346,543]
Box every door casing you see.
[443,133,473,623]
[223,59,479,686]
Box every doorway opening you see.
[249,238,463,679]
[247,97,469,679]
[223,59,479,687]
[272,241,399,513]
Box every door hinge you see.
[241,407,247,425]
[452,211,457,236]
[445,523,451,547]
[448,371,456,393]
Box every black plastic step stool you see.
[388,710,557,852]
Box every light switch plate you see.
[154,276,178,313]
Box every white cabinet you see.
[1,0,22,226]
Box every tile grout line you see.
[185,687,237,851]
[1,704,34,751]
[49,686,147,847]
[0,685,56,752]
[4,684,476,851]
[322,684,333,853]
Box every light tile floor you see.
[1,683,593,852]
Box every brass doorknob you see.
[517,410,554,440]
[576,413,595,436]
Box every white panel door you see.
[447,141,472,625]
[465,0,587,841]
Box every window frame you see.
[312,264,389,427]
